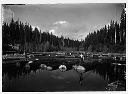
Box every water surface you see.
[2,59,126,91]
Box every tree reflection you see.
[93,63,126,83]
[3,64,32,80]
[73,65,85,86]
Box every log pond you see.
[2,56,126,91]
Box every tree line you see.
[2,8,126,53]
[84,8,126,53]
[2,19,83,53]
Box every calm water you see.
[2,59,126,91]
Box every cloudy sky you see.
[2,4,124,40]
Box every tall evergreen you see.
[84,8,126,53]
[2,18,84,53]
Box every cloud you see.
[32,25,41,31]
[49,29,55,34]
[93,22,110,31]
[2,6,14,22]
[54,20,67,25]
[50,21,88,40]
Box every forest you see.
[2,8,126,54]
[2,19,82,53]
[84,8,126,53]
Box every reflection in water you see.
[2,59,126,91]
[59,65,67,72]
[46,66,52,71]
[73,65,85,86]
[92,62,126,91]
[40,64,47,70]
[79,73,84,86]
[93,62,125,83]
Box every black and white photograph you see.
[1,1,126,92]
